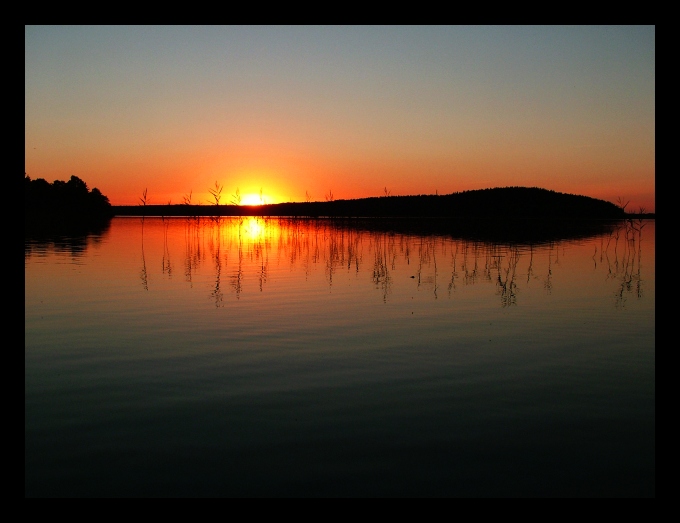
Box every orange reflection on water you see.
[25,216,655,313]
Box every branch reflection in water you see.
[24,216,655,497]
[123,217,652,309]
[140,217,148,291]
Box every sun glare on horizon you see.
[240,194,264,206]
[240,191,282,206]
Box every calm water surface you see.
[25,217,655,497]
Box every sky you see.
[25,26,655,211]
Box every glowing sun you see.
[241,193,267,206]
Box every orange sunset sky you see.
[25,26,655,211]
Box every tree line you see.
[25,174,113,228]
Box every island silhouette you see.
[26,175,653,244]
[114,186,642,219]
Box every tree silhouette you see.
[25,174,112,229]
[139,188,149,206]
[231,187,241,205]
[208,181,223,205]
[183,190,193,205]
[616,197,630,213]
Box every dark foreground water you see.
[25,217,655,497]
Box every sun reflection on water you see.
[243,217,266,241]
[25,216,654,310]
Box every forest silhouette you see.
[25,174,113,234]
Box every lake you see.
[25,216,655,497]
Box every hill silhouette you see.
[115,187,627,219]
[112,187,642,244]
